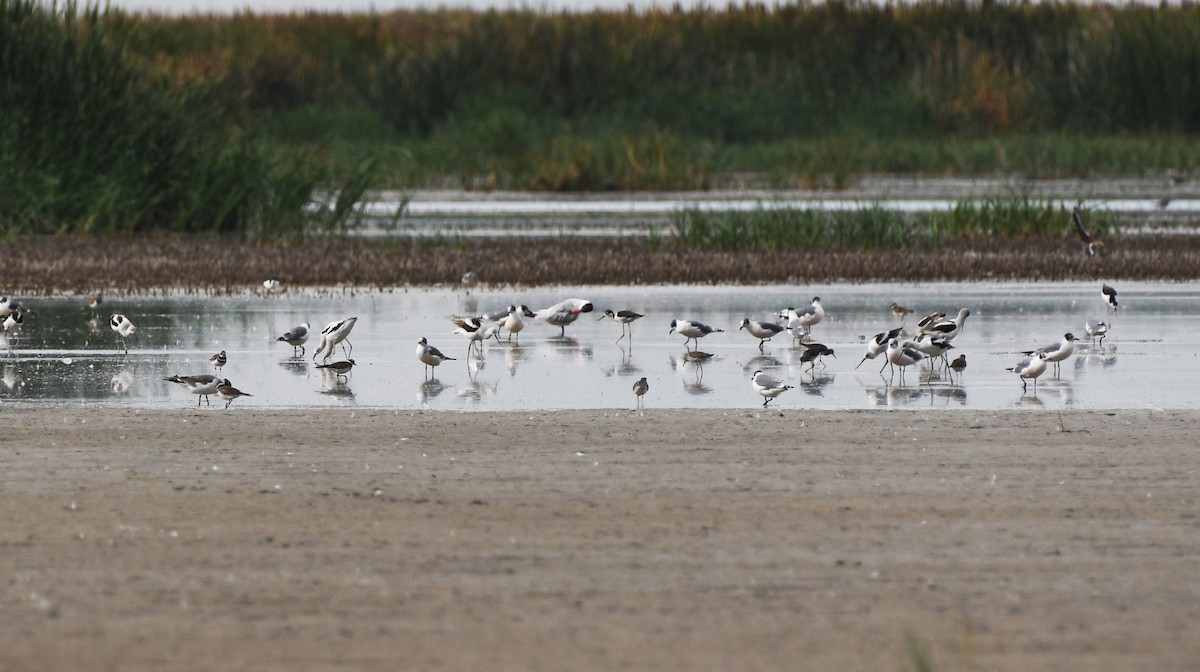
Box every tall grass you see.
[0,0,376,238]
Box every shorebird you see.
[891,302,914,322]
[262,278,282,294]
[739,318,786,351]
[0,297,20,319]
[109,313,137,354]
[461,270,479,293]
[633,376,649,409]
[164,374,223,406]
[908,334,955,372]
[2,309,23,349]
[923,308,970,342]
[781,297,825,340]
[453,317,498,354]
[1023,332,1078,377]
[313,316,357,361]
[799,342,836,372]
[1008,351,1048,393]
[217,379,252,409]
[316,359,356,380]
[670,319,723,349]
[751,369,793,407]
[535,298,594,337]
[1102,283,1118,313]
[914,311,946,336]
[501,305,528,343]
[86,293,103,314]
[417,337,455,379]
[599,309,644,343]
[949,354,967,384]
[856,327,904,373]
[210,350,227,372]
[886,337,925,384]
[1072,207,1103,257]
[277,322,310,356]
[1085,320,1109,347]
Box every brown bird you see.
[890,302,914,322]
[210,350,227,371]
[633,377,649,409]
[949,354,967,384]
[1072,208,1103,257]
[217,379,252,409]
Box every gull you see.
[277,322,310,356]
[535,298,594,337]
[855,327,903,372]
[164,374,222,406]
[781,297,824,340]
[949,354,967,384]
[454,317,498,354]
[417,337,456,379]
[210,350,227,372]
[1008,351,1048,393]
[739,318,786,351]
[502,305,529,343]
[890,302,914,322]
[923,308,970,342]
[217,379,253,409]
[1102,284,1118,313]
[751,369,793,408]
[886,337,925,384]
[1072,207,1103,257]
[669,319,723,349]
[1085,320,1109,347]
[1023,332,1078,377]
[109,313,137,354]
[633,377,649,409]
[316,359,356,380]
[599,309,644,343]
[313,316,357,361]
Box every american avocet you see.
[417,337,455,379]
[109,313,137,354]
[633,377,649,409]
[164,374,222,406]
[1023,332,1078,377]
[751,369,793,407]
[313,316,357,361]
[1008,351,1048,393]
[217,379,252,409]
[856,327,903,372]
[739,318,786,351]
[316,359,356,380]
[1072,208,1103,257]
[669,319,723,349]
[914,311,946,336]
[1102,283,1118,312]
[453,317,497,354]
[535,298,594,337]
[908,333,955,373]
[599,309,644,343]
[277,322,310,356]
[923,308,970,342]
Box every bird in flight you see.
[1072,208,1103,257]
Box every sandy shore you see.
[1,407,1198,671]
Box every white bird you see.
[599,309,644,343]
[922,308,970,342]
[1102,283,1118,313]
[502,305,528,343]
[217,379,253,409]
[164,374,223,406]
[0,297,20,318]
[454,317,498,354]
[535,298,594,337]
[109,313,137,353]
[751,369,793,408]
[886,337,925,384]
[417,337,456,379]
[856,327,903,372]
[262,278,282,294]
[277,322,310,356]
[1023,332,1078,377]
[461,270,479,293]
[740,318,786,351]
[669,319,723,349]
[908,333,955,372]
[313,317,357,361]
[1085,320,1109,347]
[914,311,946,336]
[1008,351,1048,393]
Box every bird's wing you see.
[1072,209,1093,243]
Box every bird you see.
[461,270,479,293]
[923,308,971,342]
[908,334,955,372]
[1023,333,1078,377]
[633,377,649,409]
[599,309,644,343]
[217,379,252,409]
[501,305,528,343]
[86,293,103,313]
[0,297,20,319]
[2,309,23,349]
[164,374,223,406]
[781,297,824,340]
[739,318,786,351]
[886,337,925,384]
[1008,351,1048,393]
[799,342,836,372]
[417,337,455,379]
[453,317,498,354]
[210,350,227,371]
[277,322,310,356]
[262,278,282,294]
[535,298,594,337]
[751,369,793,408]
[855,327,904,372]
[949,354,967,383]
[891,302,914,322]
[1085,320,1109,347]
[914,311,946,336]
[316,359,356,380]
[313,317,357,361]
[669,319,723,349]
[1072,207,1103,257]
[1102,284,1118,313]
[109,313,137,353]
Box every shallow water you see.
[0,281,1191,411]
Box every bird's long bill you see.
[854,355,867,370]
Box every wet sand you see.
[2,407,1198,671]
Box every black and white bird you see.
[751,369,793,408]
[453,317,498,354]
[799,342,836,372]
[417,337,455,379]
[277,322,310,356]
[855,327,904,372]
[313,316,357,361]
[739,318,786,351]
[1072,208,1103,257]
[633,377,649,410]
[1102,284,1118,313]
[535,298,594,337]
[599,309,644,343]
[1008,351,1049,393]
[914,311,946,336]
[210,350,227,371]
[501,305,528,343]
[1085,320,1109,347]
[781,297,825,340]
[164,374,223,406]
[923,308,971,342]
[886,337,925,384]
[217,379,252,409]
[109,313,137,354]
[669,319,723,349]
[316,359,356,380]
[1023,332,1078,377]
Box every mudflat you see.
[1,407,1197,671]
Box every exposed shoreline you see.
[3,407,1198,670]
